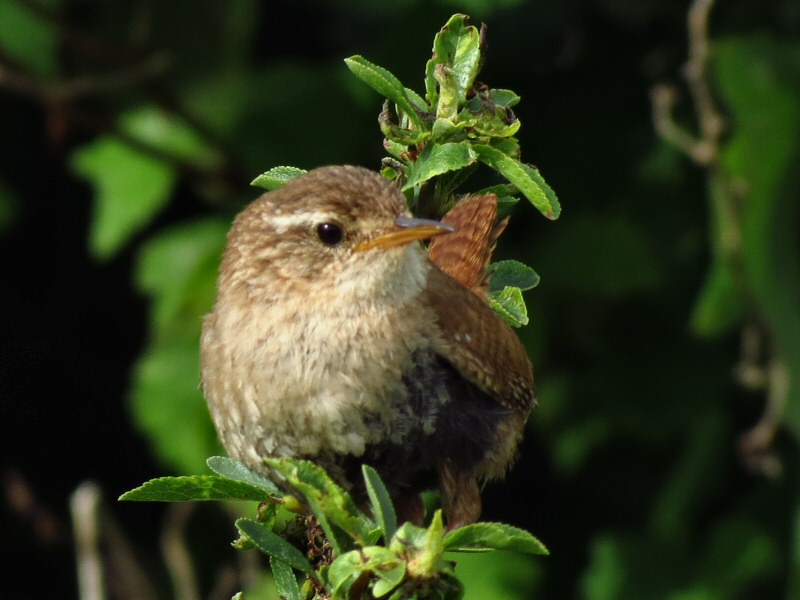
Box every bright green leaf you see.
[329,547,405,598]
[119,475,271,502]
[251,166,308,190]
[207,456,280,495]
[444,522,548,555]
[130,339,219,475]
[72,138,177,259]
[345,55,423,129]
[270,555,302,600]
[426,14,481,110]
[403,142,478,190]
[266,457,373,545]
[362,465,397,541]
[474,145,560,219]
[411,509,447,578]
[488,286,529,327]
[236,518,314,574]
[136,218,228,334]
[488,260,540,292]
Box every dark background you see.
[1,1,798,598]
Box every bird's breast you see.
[200,286,440,474]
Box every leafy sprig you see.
[121,457,547,599]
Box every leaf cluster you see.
[121,457,547,600]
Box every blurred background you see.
[1,0,798,598]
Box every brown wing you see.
[422,264,535,415]
[427,194,507,296]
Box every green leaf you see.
[329,547,405,599]
[130,338,220,474]
[411,509,447,578]
[0,0,58,77]
[72,138,177,259]
[345,55,424,129]
[474,145,560,219]
[426,14,481,110]
[488,260,540,292]
[362,465,397,541]
[690,261,744,337]
[488,286,529,327]
[235,518,314,574]
[119,475,271,502]
[403,142,478,190]
[136,218,228,334]
[266,458,373,546]
[444,522,549,555]
[251,166,308,190]
[207,456,280,495]
[714,36,800,438]
[490,89,521,108]
[270,555,302,600]
[71,106,218,259]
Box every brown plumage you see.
[200,165,534,527]
[427,194,508,295]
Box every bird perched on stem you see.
[200,165,534,528]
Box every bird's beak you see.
[354,216,455,252]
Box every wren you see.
[200,166,534,527]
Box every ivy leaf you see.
[119,475,271,502]
[444,522,549,555]
[251,166,307,190]
[403,142,478,190]
[345,55,424,129]
[207,456,280,495]
[269,555,302,600]
[474,145,561,220]
[236,518,314,574]
[488,286,529,327]
[362,465,397,541]
[488,260,540,292]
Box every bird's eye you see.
[316,222,344,246]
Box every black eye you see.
[316,222,344,246]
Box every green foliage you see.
[252,166,309,190]
[122,457,547,599]
[71,107,219,259]
[0,0,59,77]
[345,14,559,222]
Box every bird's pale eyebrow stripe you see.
[262,211,337,234]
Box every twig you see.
[161,503,200,600]
[0,49,171,103]
[650,0,722,166]
[4,469,65,545]
[739,359,788,478]
[652,0,788,477]
[70,482,107,600]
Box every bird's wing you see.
[422,264,535,414]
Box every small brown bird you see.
[200,166,534,527]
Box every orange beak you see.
[354,216,455,252]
